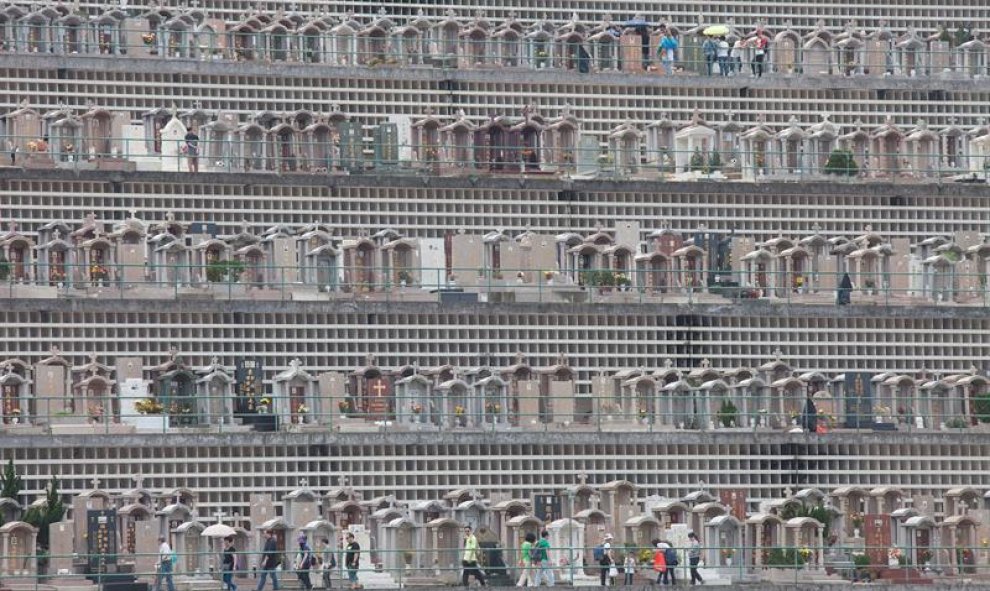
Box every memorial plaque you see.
[87,509,118,571]
[366,377,391,419]
[338,121,364,173]
[236,358,262,415]
[374,123,399,168]
[719,489,748,520]
[533,493,561,523]
[844,372,873,428]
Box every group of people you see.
[598,532,706,586]
[702,32,771,78]
[153,530,363,591]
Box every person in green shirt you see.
[533,530,554,586]
[461,526,486,586]
[516,532,537,587]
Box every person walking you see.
[652,542,667,585]
[716,37,730,76]
[751,33,768,77]
[533,530,554,586]
[687,533,704,585]
[461,525,487,587]
[702,36,717,75]
[658,33,678,75]
[598,534,615,586]
[516,532,536,587]
[221,537,238,591]
[155,535,176,591]
[344,532,361,590]
[295,534,315,590]
[256,530,281,591]
[660,542,678,586]
[184,127,200,173]
[730,39,745,75]
[320,537,337,589]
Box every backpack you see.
[530,545,542,562]
[664,547,678,566]
[593,544,605,562]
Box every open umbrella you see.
[702,25,730,37]
[202,523,237,538]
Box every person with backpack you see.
[461,525,487,587]
[652,542,666,585]
[597,534,615,586]
[658,33,678,75]
[516,531,537,586]
[295,534,315,590]
[702,37,717,76]
[660,542,678,585]
[155,535,176,591]
[687,533,704,585]
[255,530,280,591]
[533,530,554,586]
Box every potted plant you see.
[257,397,272,414]
[295,404,309,424]
[722,548,734,566]
[454,404,466,426]
[397,270,413,287]
[87,403,104,424]
[7,408,21,425]
[337,399,351,417]
[411,402,423,423]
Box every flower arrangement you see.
[798,547,812,561]
[536,49,548,58]
[873,404,891,417]
[888,547,903,561]
[338,399,351,412]
[142,32,156,46]
[849,511,864,528]
[424,147,439,161]
[90,264,110,281]
[168,401,193,414]
[721,548,734,559]
[614,272,631,286]
[638,407,648,419]
[296,404,309,414]
[454,405,466,416]
[135,398,163,414]
[26,140,39,152]
[983,538,989,548]
[50,268,66,282]
[485,401,501,413]
[543,270,555,281]
[8,408,21,416]
[918,549,933,564]
[411,402,423,415]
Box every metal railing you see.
[3,23,990,80]
[2,264,989,309]
[3,388,988,436]
[5,133,988,184]
[4,543,989,589]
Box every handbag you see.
[608,566,619,578]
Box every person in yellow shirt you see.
[461,526,487,586]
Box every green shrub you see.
[206,260,245,283]
[823,149,858,176]
[708,150,722,172]
[689,147,706,172]
[717,399,738,428]
[975,394,990,423]
[946,417,969,429]
[0,256,9,281]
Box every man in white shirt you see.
[155,535,176,591]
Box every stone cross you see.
[299,478,309,489]
[133,474,144,489]
[577,472,588,486]
[214,508,226,523]
[91,477,101,490]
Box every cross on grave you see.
[91,477,101,490]
[372,381,388,396]
[214,508,226,523]
[299,478,309,489]
[577,472,588,486]
[133,474,144,489]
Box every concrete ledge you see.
[1,428,989,450]
[0,296,987,320]
[7,52,990,95]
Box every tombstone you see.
[338,121,364,173]
[134,520,160,580]
[173,521,208,575]
[0,521,38,577]
[284,485,322,533]
[318,371,347,425]
[576,135,600,175]
[274,359,319,426]
[374,123,399,169]
[160,113,188,172]
[86,508,118,572]
[35,351,69,424]
[476,526,511,586]
[547,518,587,583]
[72,487,111,554]
[843,372,873,428]
[195,358,235,425]
[47,520,75,576]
